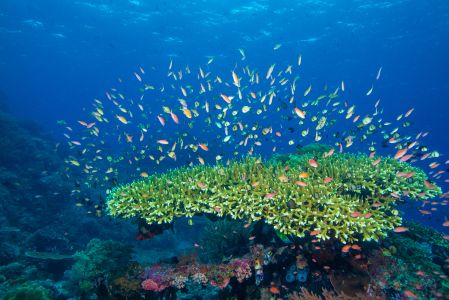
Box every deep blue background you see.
[0,0,448,231]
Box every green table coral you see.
[106,150,441,243]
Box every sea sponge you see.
[107,149,440,243]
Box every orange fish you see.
[170,111,179,124]
[269,286,280,294]
[308,159,318,168]
[424,180,436,190]
[310,230,320,236]
[324,148,335,157]
[157,140,169,145]
[341,245,352,253]
[394,148,407,160]
[198,144,209,151]
[220,94,232,104]
[393,227,409,233]
[298,172,309,178]
[294,107,306,119]
[323,177,333,183]
[351,244,362,251]
[372,158,381,166]
[400,154,413,162]
[182,108,192,119]
[295,181,307,187]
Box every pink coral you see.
[141,279,168,292]
[230,259,252,283]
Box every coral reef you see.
[3,282,52,300]
[107,150,440,243]
[65,238,133,296]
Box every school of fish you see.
[60,51,449,227]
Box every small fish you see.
[170,111,179,124]
[116,115,128,124]
[140,172,149,177]
[310,230,320,236]
[298,172,309,178]
[269,286,280,294]
[394,148,408,160]
[304,85,312,97]
[393,227,409,233]
[372,158,381,166]
[273,43,282,50]
[232,70,240,87]
[278,175,289,182]
[341,245,352,253]
[405,108,414,117]
[265,193,276,199]
[376,67,382,80]
[134,72,142,82]
[182,108,192,119]
[198,143,209,151]
[308,159,318,168]
[266,64,275,79]
[157,140,169,145]
[424,180,436,190]
[366,85,374,96]
[295,181,307,187]
[323,177,333,183]
[294,107,306,119]
[242,106,251,113]
[351,244,362,251]
[220,94,232,104]
[157,115,165,126]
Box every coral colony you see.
[107,148,440,243]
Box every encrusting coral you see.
[106,147,441,243]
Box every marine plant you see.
[106,150,441,243]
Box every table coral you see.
[107,150,441,243]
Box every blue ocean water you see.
[2,0,448,224]
[1,0,449,299]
